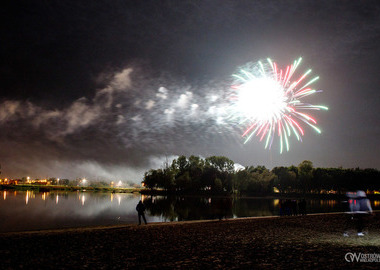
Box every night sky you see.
[1,0,380,181]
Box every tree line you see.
[143,156,380,195]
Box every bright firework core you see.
[237,77,287,123]
[230,57,328,153]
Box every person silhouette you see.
[355,190,373,236]
[136,200,147,225]
[298,199,306,216]
[343,190,373,237]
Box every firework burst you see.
[230,57,328,153]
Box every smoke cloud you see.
[0,65,238,181]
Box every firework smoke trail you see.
[229,57,328,153]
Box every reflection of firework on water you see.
[229,57,328,153]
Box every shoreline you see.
[2,210,379,235]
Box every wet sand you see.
[1,213,380,269]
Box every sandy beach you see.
[1,213,380,269]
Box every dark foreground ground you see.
[1,213,380,269]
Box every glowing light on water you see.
[26,191,29,205]
[273,199,280,207]
[229,57,328,153]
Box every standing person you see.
[298,199,307,216]
[279,199,284,216]
[291,200,298,216]
[343,191,356,237]
[136,200,147,225]
[284,199,291,216]
[343,190,373,237]
[355,190,373,236]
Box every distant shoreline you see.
[0,184,142,193]
[2,184,380,200]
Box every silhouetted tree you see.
[143,156,380,195]
[272,166,297,193]
[298,160,313,193]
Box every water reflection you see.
[0,190,147,232]
[273,199,279,207]
[0,190,380,233]
[80,194,85,205]
[143,196,380,221]
[142,196,275,221]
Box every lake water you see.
[1,190,379,233]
